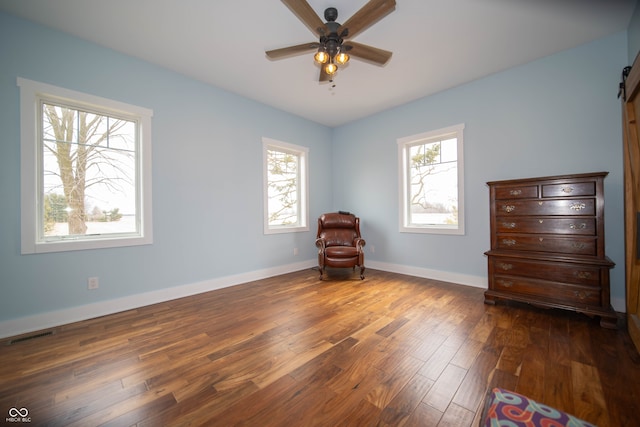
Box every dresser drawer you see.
[495,217,596,235]
[542,181,595,198]
[492,275,601,306]
[489,257,601,286]
[496,199,595,216]
[495,234,597,255]
[495,185,538,200]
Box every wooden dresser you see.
[484,172,617,328]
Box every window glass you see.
[263,138,309,234]
[41,102,138,238]
[398,124,465,234]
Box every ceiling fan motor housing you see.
[324,7,338,22]
[322,21,343,56]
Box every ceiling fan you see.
[266,0,396,82]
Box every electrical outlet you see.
[293,247,299,256]
[87,277,99,290]
[371,245,375,253]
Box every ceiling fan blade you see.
[281,0,328,37]
[338,0,396,40]
[266,42,318,59]
[345,41,392,65]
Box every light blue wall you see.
[628,2,640,62]
[333,32,628,310]
[0,10,632,331]
[0,12,333,326]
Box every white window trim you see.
[397,123,465,235]
[262,137,309,234]
[18,77,153,254]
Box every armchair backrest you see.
[317,212,361,247]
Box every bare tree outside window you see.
[262,138,308,234]
[408,138,458,227]
[41,102,137,238]
[266,149,299,226]
[398,124,464,235]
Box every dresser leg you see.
[599,315,618,329]
[484,294,496,305]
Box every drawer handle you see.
[562,186,574,193]
[503,205,516,213]
[498,279,513,288]
[498,263,513,271]
[502,222,516,229]
[538,219,544,224]
[502,239,516,246]
[538,201,543,206]
[570,223,587,230]
[570,202,587,211]
[573,291,594,301]
[509,189,522,196]
[572,242,586,249]
[575,271,593,279]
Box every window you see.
[398,124,465,235]
[19,78,153,254]
[263,138,309,234]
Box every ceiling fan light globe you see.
[325,63,338,75]
[314,50,329,64]
[335,52,349,65]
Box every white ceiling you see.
[0,0,636,127]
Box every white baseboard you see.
[367,260,488,289]
[1,260,625,339]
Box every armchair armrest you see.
[354,238,366,252]
[315,238,326,250]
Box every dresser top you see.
[487,171,608,187]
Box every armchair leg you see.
[360,266,365,280]
[318,267,324,280]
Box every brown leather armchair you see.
[315,212,366,280]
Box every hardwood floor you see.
[1,268,639,426]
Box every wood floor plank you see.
[439,402,476,427]
[335,398,383,427]
[311,366,385,423]
[544,359,575,416]
[376,316,411,338]
[411,332,448,362]
[570,360,609,427]
[450,338,484,370]
[1,268,638,426]
[423,364,468,412]
[588,325,640,427]
[451,346,501,413]
[514,341,546,401]
[379,373,435,425]
[418,333,466,381]
[365,354,424,409]
[200,374,299,427]
[98,392,178,427]
[404,401,443,426]
[569,319,596,365]
[496,345,525,376]
[163,381,259,427]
